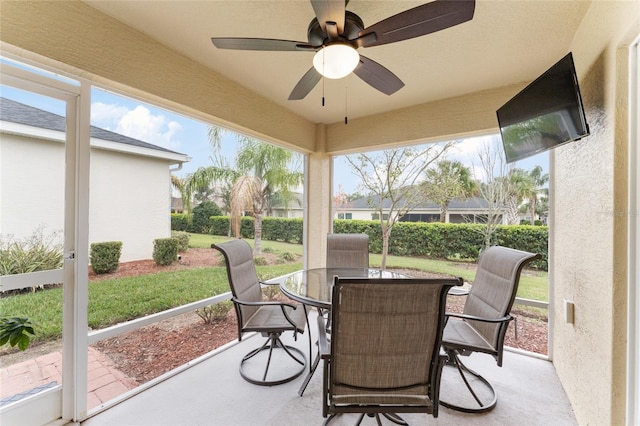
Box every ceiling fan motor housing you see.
[307,11,365,47]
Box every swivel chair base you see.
[239,332,306,386]
[439,349,497,413]
[324,412,408,426]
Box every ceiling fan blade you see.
[288,67,322,100]
[211,37,313,51]
[310,0,345,34]
[353,56,404,96]
[359,0,475,47]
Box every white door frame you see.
[0,59,91,424]
[628,34,640,426]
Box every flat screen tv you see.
[497,52,590,163]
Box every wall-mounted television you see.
[497,52,590,163]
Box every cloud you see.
[91,102,183,150]
[91,102,129,131]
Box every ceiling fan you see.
[211,0,475,101]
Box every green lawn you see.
[1,234,547,346]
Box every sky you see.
[1,84,549,195]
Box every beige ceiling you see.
[83,0,591,125]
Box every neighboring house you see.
[0,97,190,262]
[335,196,507,224]
[269,192,304,218]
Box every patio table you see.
[271,267,411,395]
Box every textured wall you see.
[89,149,173,262]
[551,2,638,424]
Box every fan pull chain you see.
[344,80,348,125]
[322,53,325,107]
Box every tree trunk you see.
[253,213,262,256]
[380,227,391,269]
[529,197,537,225]
[506,195,520,225]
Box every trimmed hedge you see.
[171,213,189,232]
[194,215,549,270]
[90,241,122,274]
[171,231,190,252]
[153,238,178,266]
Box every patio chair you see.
[440,246,540,413]
[213,239,308,386]
[319,276,463,425]
[326,233,369,268]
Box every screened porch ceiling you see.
[83,0,591,126]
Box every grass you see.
[1,234,548,346]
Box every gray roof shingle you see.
[0,97,185,156]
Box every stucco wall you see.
[551,2,639,425]
[89,149,172,262]
[1,132,174,262]
[1,134,66,238]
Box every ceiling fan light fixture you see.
[313,44,360,79]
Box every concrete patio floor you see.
[82,316,576,426]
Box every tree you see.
[187,131,303,255]
[472,138,511,248]
[346,143,452,268]
[524,166,549,224]
[421,159,477,222]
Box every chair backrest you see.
[463,246,540,349]
[328,276,462,412]
[212,239,262,330]
[326,233,369,268]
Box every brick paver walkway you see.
[0,347,138,409]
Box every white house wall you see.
[1,132,174,262]
[1,133,66,239]
[89,148,171,262]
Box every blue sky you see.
[1,85,548,194]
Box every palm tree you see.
[505,168,537,224]
[421,160,477,222]
[524,166,549,224]
[187,133,302,255]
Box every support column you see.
[303,124,332,269]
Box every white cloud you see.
[91,103,183,150]
[90,102,129,131]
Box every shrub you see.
[0,227,63,275]
[0,316,35,351]
[90,241,122,274]
[261,284,281,301]
[196,301,233,324]
[254,256,268,266]
[153,238,178,266]
[189,201,222,234]
[171,231,190,252]
[279,252,296,262]
[171,213,190,231]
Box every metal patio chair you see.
[440,245,541,413]
[319,276,463,425]
[326,233,369,268]
[213,239,308,386]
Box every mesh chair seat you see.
[213,239,309,386]
[243,304,307,334]
[442,319,495,353]
[440,246,540,413]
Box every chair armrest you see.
[317,314,330,359]
[232,297,306,330]
[447,287,470,297]
[231,298,297,310]
[446,312,513,324]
